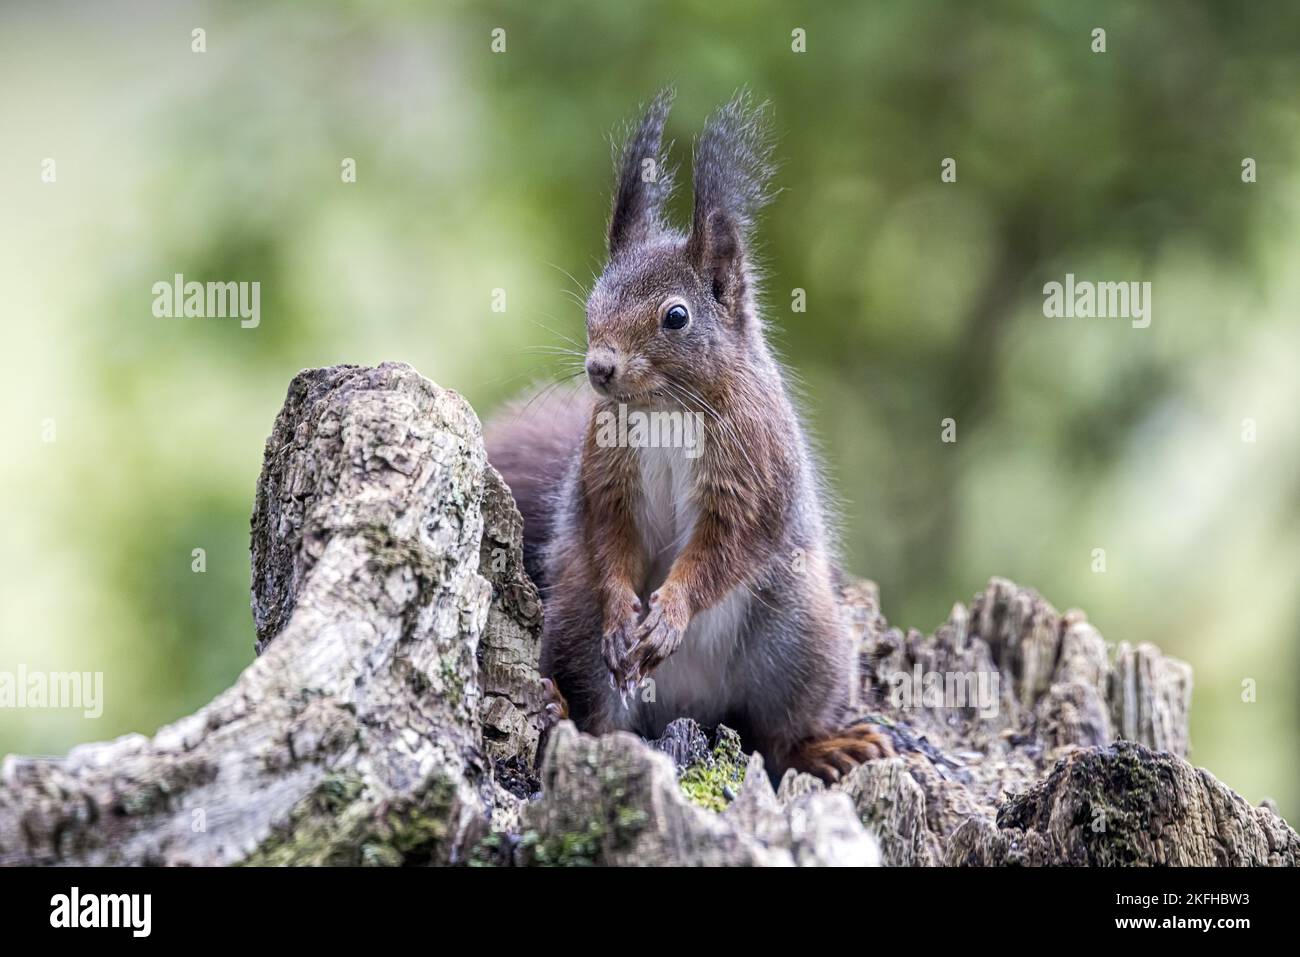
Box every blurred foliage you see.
[1,0,1296,820]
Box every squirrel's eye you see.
[662,303,689,330]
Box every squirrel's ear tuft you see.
[686,90,777,316]
[608,88,677,258]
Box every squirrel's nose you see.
[585,355,617,389]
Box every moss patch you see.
[997,742,1179,866]
[241,772,459,867]
[679,726,747,812]
[518,823,604,866]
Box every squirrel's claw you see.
[625,598,686,686]
[600,587,641,670]
[789,723,895,784]
[601,616,638,686]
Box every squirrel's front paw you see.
[600,591,642,687]
[624,585,690,685]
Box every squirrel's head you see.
[583,89,776,403]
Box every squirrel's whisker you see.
[524,315,586,351]
[545,261,592,300]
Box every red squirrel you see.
[487,90,890,782]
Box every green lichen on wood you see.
[518,823,604,866]
[679,726,747,812]
[997,741,1179,866]
[467,831,506,868]
[241,772,369,866]
[515,746,655,865]
[1073,745,1175,866]
[240,771,459,866]
[438,654,466,709]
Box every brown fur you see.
[485,386,593,588]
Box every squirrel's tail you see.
[485,382,593,591]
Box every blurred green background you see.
[1,0,1296,820]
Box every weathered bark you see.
[835,579,1295,865]
[509,722,879,866]
[0,363,543,865]
[0,362,1294,867]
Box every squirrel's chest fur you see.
[631,444,749,730]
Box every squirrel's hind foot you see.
[790,722,894,784]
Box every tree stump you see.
[2,363,1293,866]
